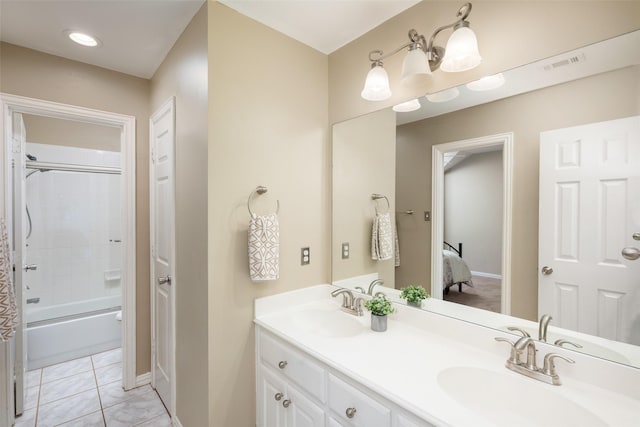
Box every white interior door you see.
[12,112,27,416]
[150,98,175,413]
[539,116,640,343]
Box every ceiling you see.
[0,0,419,79]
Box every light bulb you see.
[401,48,431,85]
[361,64,392,101]
[440,27,481,72]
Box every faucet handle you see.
[353,297,365,316]
[554,339,583,349]
[507,326,531,337]
[495,337,519,364]
[542,353,574,377]
[373,291,386,298]
[354,286,366,294]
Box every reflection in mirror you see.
[332,30,640,368]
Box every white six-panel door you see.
[150,98,176,414]
[539,116,640,343]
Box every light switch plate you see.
[341,242,350,259]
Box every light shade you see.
[425,87,459,103]
[392,99,421,113]
[361,64,392,101]
[440,27,481,72]
[66,31,100,47]
[466,73,505,91]
[401,48,431,85]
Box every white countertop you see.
[255,284,640,427]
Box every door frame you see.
[431,132,514,314]
[149,97,176,415]
[0,94,138,410]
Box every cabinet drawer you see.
[259,331,326,403]
[328,374,391,427]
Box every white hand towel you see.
[248,213,280,281]
[394,219,400,267]
[0,218,18,341]
[371,212,393,261]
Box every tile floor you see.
[15,349,170,427]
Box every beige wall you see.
[208,2,329,426]
[329,1,640,124]
[332,108,396,285]
[396,65,640,320]
[22,114,120,152]
[395,121,431,288]
[0,42,152,374]
[444,151,503,276]
[150,4,208,426]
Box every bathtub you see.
[27,296,122,369]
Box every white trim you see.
[172,416,185,427]
[470,271,503,280]
[136,372,152,387]
[0,94,138,400]
[149,97,177,416]
[431,132,513,315]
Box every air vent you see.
[544,53,587,71]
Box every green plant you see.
[364,295,395,316]
[399,285,430,303]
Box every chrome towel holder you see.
[371,193,390,214]
[248,186,280,216]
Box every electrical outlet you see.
[341,242,350,259]
[301,247,310,265]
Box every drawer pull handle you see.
[283,399,292,408]
[278,360,288,369]
[346,407,357,418]
[274,392,283,401]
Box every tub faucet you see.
[539,314,553,342]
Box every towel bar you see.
[248,186,280,216]
[371,193,390,214]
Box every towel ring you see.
[371,193,390,214]
[248,186,280,216]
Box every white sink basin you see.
[292,308,365,338]
[437,367,607,427]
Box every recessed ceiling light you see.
[64,30,101,47]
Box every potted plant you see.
[400,285,430,308]
[364,295,395,332]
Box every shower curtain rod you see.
[26,161,121,175]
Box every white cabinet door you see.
[258,365,287,427]
[285,384,324,427]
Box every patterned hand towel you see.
[371,212,393,261]
[248,213,280,281]
[0,218,18,341]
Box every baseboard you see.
[135,372,151,387]
[172,415,184,427]
[471,271,502,280]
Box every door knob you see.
[622,247,640,261]
[633,232,640,241]
[157,275,172,285]
[541,266,553,275]
[23,264,37,271]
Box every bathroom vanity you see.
[255,285,640,426]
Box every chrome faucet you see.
[538,314,552,342]
[495,336,574,385]
[331,288,364,316]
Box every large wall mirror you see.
[332,30,640,369]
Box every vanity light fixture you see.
[392,98,422,112]
[64,30,101,47]
[361,2,481,101]
[425,87,460,103]
[466,73,505,91]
